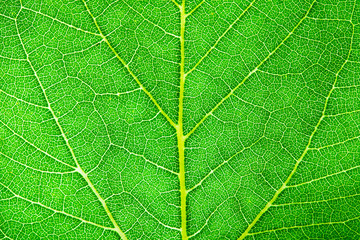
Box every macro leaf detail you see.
[1,0,360,239]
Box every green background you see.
[1,0,360,239]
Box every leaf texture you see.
[0,0,360,239]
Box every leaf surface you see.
[1,0,360,239]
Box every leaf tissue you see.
[1,0,360,239]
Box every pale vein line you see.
[177,1,188,239]
[94,0,121,19]
[272,192,360,207]
[188,199,227,238]
[0,89,49,109]
[14,15,128,240]
[0,119,76,169]
[0,196,16,201]
[308,135,360,151]
[324,109,360,117]
[237,2,355,238]
[186,0,205,18]
[0,182,115,231]
[62,39,104,56]
[306,16,351,22]
[121,0,180,38]
[0,152,76,175]
[21,6,102,37]
[185,67,257,139]
[111,143,179,176]
[335,84,360,89]
[185,0,256,77]
[124,192,181,231]
[95,88,142,96]
[0,13,16,21]
[81,0,177,130]
[247,215,360,236]
[287,165,360,189]
[87,100,112,175]
[0,228,14,240]
[87,145,112,175]
[187,137,263,193]
[171,0,181,9]
[232,94,270,113]
[0,55,26,61]
[185,0,316,139]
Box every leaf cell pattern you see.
[1,0,360,239]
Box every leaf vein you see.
[0,119,76,169]
[0,182,116,232]
[112,143,179,176]
[187,137,263,193]
[185,0,318,139]
[287,164,360,189]
[0,89,49,109]
[124,192,181,232]
[81,0,177,129]
[21,6,102,37]
[237,1,356,238]
[185,0,256,77]
[248,216,360,236]
[272,192,360,207]
[0,152,77,174]
[120,0,180,38]
[14,13,127,239]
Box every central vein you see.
[178,0,188,239]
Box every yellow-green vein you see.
[237,4,355,238]
[185,0,256,77]
[81,0,177,130]
[14,12,128,240]
[177,0,188,239]
[0,182,115,232]
[185,0,316,139]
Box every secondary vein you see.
[0,182,115,232]
[185,0,313,139]
[185,0,256,77]
[237,1,355,238]
[81,0,177,130]
[14,11,128,240]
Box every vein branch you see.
[0,88,49,109]
[14,15,128,240]
[171,0,181,9]
[308,135,360,151]
[272,192,360,207]
[124,192,181,231]
[0,13,16,21]
[185,0,314,139]
[0,119,76,169]
[21,6,102,36]
[0,152,77,175]
[187,137,263,193]
[247,215,360,236]
[120,0,180,38]
[185,0,256,76]
[186,0,205,18]
[81,0,177,130]
[0,182,115,232]
[112,143,179,176]
[188,199,227,238]
[287,164,360,189]
[0,228,14,240]
[237,2,355,238]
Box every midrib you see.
[177,0,188,239]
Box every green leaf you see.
[1,0,360,239]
